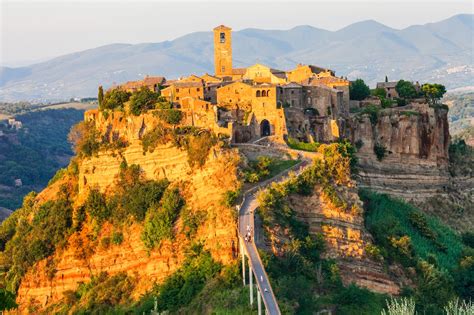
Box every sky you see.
[1,0,472,67]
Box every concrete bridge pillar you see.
[240,240,246,286]
[257,287,262,315]
[249,265,254,305]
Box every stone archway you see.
[260,119,271,137]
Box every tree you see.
[422,83,447,105]
[372,88,386,99]
[385,75,388,83]
[101,88,131,111]
[98,86,104,107]
[129,87,161,115]
[350,79,370,101]
[0,288,18,311]
[396,80,417,99]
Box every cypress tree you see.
[98,85,104,108]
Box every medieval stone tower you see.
[214,25,232,77]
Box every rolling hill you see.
[0,14,472,102]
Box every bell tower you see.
[214,25,232,77]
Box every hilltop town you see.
[0,25,472,315]
[95,25,351,145]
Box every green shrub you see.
[141,187,184,249]
[70,272,136,313]
[366,244,384,261]
[350,79,371,101]
[359,104,380,126]
[141,124,173,153]
[374,142,387,161]
[112,232,124,245]
[129,87,161,115]
[100,88,131,111]
[222,189,240,208]
[84,189,109,223]
[2,196,73,292]
[155,109,183,125]
[361,190,463,270]
[68,121,101,157]
[152,245,221,312]
[119,179,170,222]
[0,288,18,311]
[287,137,320,151]
[334,283,386,315]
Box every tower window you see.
[221,66,225,73]
[220,32,225,43]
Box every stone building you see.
[105,24,350,144]
[376,81,399,99]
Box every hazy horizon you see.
[1,0,472,67]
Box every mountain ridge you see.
[0,14,472,102]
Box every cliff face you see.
[16,110,240,311]
[349,104,450,202]
[288,186,401,295]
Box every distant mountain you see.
[0,14,472,102]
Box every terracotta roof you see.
[312,76,348,85]
[214,25,232,31]
[281,82,303,88]
[376,81,398,88]
[171,81,203,88]
[232,68,247,75]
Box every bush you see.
[152,245,221,312]
[334,283,386,315]
[100,88,131,111]
[84,189,109,223]
[350,79,370,101]
[70,272,136,313]
[359,104,380,126]
[287,137,320,151]
[396,80,417,99]
[112,232,124,245]
[141,187,184,249]
[374,142,387,161]
[129,87,161,115]
[222,189,240,208]
[141,124,173,153]
[155,109,183,125]
[68,121,100,157]
[0,288,18,311]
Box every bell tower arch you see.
[214,25,232,77]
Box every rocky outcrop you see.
[349,104,450,202]
[16,110,240,311]
[289,187,401,295]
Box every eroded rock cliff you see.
[349,104,450,202]
[15,110,240,311]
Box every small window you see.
[197,88,200,91]
[221,66,225,73]
[256,90,261,97]
[176,88,180,92]
[291,90,294,94]
[220,32,225,43]
[176,97,180,100]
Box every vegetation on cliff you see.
[255,143,386,313]
[361,190,473,313]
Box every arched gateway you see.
[260,119,271,137]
